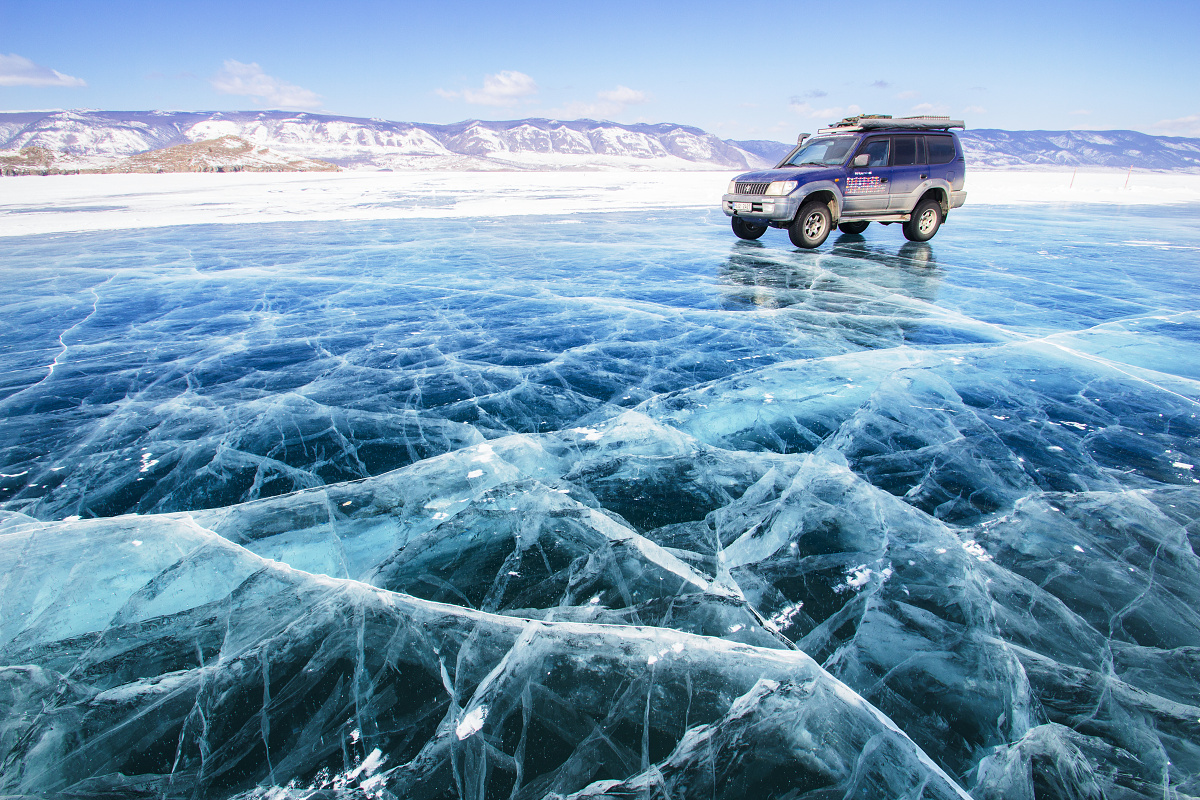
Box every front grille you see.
[735,182,770,195]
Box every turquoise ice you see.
[1,204,1198,798]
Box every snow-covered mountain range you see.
[959,129,1200,170]
[0,110,768,172]
[2,110,1198,173]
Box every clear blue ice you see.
[1,204,1198,799]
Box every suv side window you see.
[857,137,890,167]
[926,135,956,164]
[893,135,924,166]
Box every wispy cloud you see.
[791,89,828,101]
[597,86,647,105]
[0,54,86,87]
[896,90,919,100]
[964,105,987,114]
[910,102,950,115]
[871,80,890,89]
[436,71,539,107]
[550,85,649,119]
[1152,114,1200,137]
[789,100,861,122]
[1069,109,1092,115]
[211,60,321,110]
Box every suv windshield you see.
[780,135,856,167]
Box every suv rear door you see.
[886,135,927,211]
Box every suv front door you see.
[843,136,891,215]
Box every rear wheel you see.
[788,201,832,249]
[731,216,767,240]
[837,220,869,235]
[903,199,942,242]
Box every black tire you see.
[903,199,942,242]
[731,216,767,240]
[837,220,869,235]
[788,201,832,249]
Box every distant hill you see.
[730,129,1200,171]
[1,135,338,175]
[1,110,1198,173]
[0,110,773,173]
[728,139,796,164]
[959,129,1200,170]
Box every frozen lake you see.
[1,201,1198,798]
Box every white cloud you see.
[548,85,649,120]
[1152,114,1200,137]
[437,71,539,107]
[789,101,861,122]
[964,105,987,114]
[1070,109,1092,115]
[597,85,647,105]
[211,60,321,110]
[910,102,950,115]
[0,54,86,87]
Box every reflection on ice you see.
[1,205,1198,798]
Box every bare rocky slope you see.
[1,110,1198,173]
[1,135,338,175]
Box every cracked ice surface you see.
[1,204,1199,799]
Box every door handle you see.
[920,174,928,179]
[879,177,888,183]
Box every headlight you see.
[765,180,798,196]
[727,180,737,194]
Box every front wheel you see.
[903,199,943,242]
[837,220,869,235]
[731,216,767,240]
[788,201,832,249]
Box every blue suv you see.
[722,115,968,248]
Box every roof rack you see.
[817,115,966,133]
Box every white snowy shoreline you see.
[2,168,1199,238]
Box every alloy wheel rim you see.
[804,212,826,239]
[919,208,937,235]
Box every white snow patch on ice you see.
[455,706,488,740]
[962,540,993,562]
[5,169,1200,238]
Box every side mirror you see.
[852,153,871,168]
[796,132,811,144]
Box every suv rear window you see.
[893,135,925,166]
[926,136,956,164]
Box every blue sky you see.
[3,0,1197,139]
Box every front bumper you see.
[721,192,803,223]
